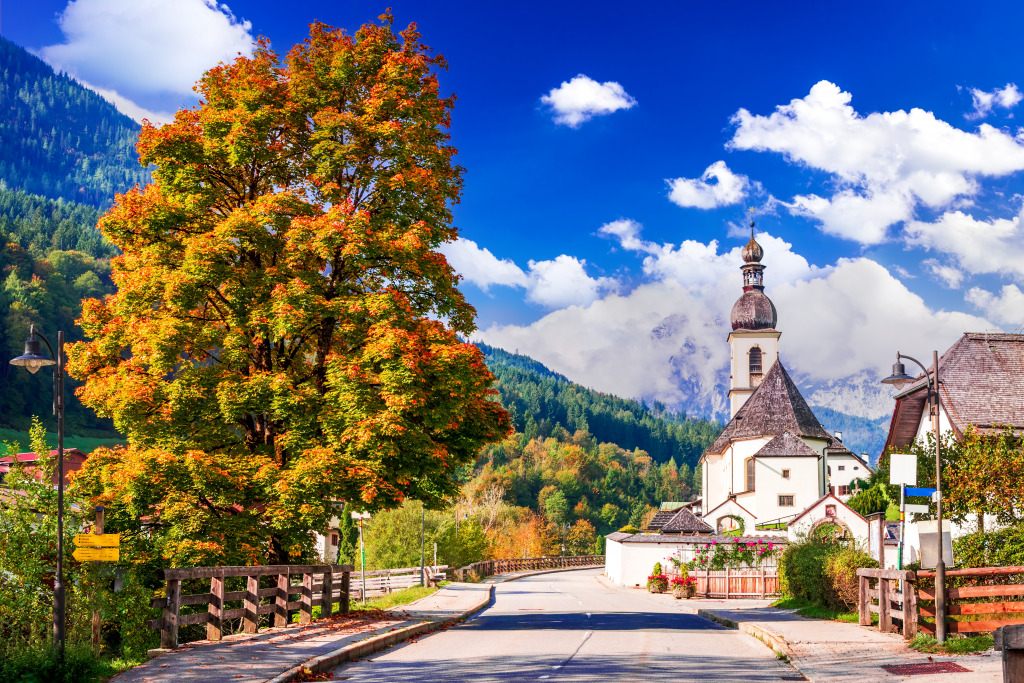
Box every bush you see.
[954,524,1024,568]
[0,642,107,683]
[617,524,639,534]
[825,545,878,610]
[778,537,839,607]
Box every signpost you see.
[73,507,122,649]
[889,453,917,570]
[72,547,120,562]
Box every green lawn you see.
[910,633,993,654]
[771,596,876,624]
[292,583,443,622]
[0,428,124,454]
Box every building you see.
[0,448,88,488]
[699,233,870,535]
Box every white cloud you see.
[39,0,254,118]
[729,80,1024,244]
[968,84,1023,120]
[75,79,175,124]
[667,160,751,209]
[905,209,1024,279]
[922,259,965,288]
[439,238,528,291]
[966,284,1024,327]
[540,74,637,128]
[440,238,615,309]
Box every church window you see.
[749,347,763,386]
[782,469,791,479]
[779,495,795,507]
[745,457,755,492]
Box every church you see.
[699,232,871,537]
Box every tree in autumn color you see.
[67,14,511,567]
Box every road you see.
[327,568,804,682]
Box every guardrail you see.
[454,555,604,581]
[918,565,1024,635]
[351,565,448,600]
[857,568,917,639]
[149,564,353,649]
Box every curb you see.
[265,584,494,683]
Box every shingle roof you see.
[647,509,681,530]
[707,360,833,454]
[754,430,821,457]
[659,507,714,534]
[885,333,1024,450]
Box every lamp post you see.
[10,325,64,655]
[882,350,946,643]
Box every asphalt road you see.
[327,569,804,682]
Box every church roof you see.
[659,506,714,534]
[730,290,777,331]
[885,332,1024,450]
[707,360,833,455]
[753,430,821,457]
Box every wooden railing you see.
[695,569,779,598]
[455,555,604,581]
[857,568,917,639]
[149,564,353,649]
[917,566,1024,635]
[351,565,448,599]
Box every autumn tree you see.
[68,15,510,566]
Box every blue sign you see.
[905,486,937,497]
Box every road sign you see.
[905,503,930,514]
[73,547,119,562]
[906,487,937,497]
[890,453,917,486]
[73,533,120,547]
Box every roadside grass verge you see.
[771,596,877,625]
[293,583,443,622]
[910,633,993,654]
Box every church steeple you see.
[727,223,781,417]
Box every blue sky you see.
[4,1,1024,419]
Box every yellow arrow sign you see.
[73,533,120,548]
[73,547,119,562]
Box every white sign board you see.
[904,503,930,515]
[917,519,954,568]
[350,511,371,519]
[889,453,917,486]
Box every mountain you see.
[477,343,722,469]
[808,405,889,466]
[0,37,149,210]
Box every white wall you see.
[752,455,821,523]
[827,453,870,500]
[728,331,780,417]
[607,540,687,587]
[787,500,868,545]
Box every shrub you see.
[954,524,1024,568]
[647,573,669,592]
[617,525,639,534]
[825,545,878,610]
[778,536,839,607]
[651,561,663,576]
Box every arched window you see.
[749,346,763,386]
[745,457,755,492]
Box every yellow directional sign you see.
[73,533,120,548]
[73,547,119,562]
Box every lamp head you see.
[881,361,914,390]
[10,327,55,374]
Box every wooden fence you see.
[694,569,779,599]
[917,566,1024,635]
[351,565,448,600]
[857,568,917,639]
[455,555,604,581]
[149,564,353,649]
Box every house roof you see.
[659,506,714,534]
[706,361,833,455]
[607,533,786,544]
[0,448,88,465]
[702,496,757,521]
[647,509,682,530]
[884,333,1024,451]
[824,440,872,469]
[754,430,821,458]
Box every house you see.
[0,449,88,488]
[699,233,872,535]
[885,332,1024,450]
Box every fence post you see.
[902,571,917,639]
[300,573,313,624]
[704,570,710,598]
[244,575,259,633]
[760,568,766,600]
[161,577,181,649]
[322,570,333,618]
[207,573,224,641]
[879,577,891,633]
[341,568,351,615]
[725,567,730,599]
[275,571,289,627]
[858,573,871,626]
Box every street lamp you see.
[882,350,946,643]
[10,325,65,655]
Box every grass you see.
[0,427,124,454]
[771,596,877,625]
[291,584,442,622]
[0,642,144,683]
[910,633,993,654]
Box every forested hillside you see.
[477,342,721,467]
[0,38,148,209]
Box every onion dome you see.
[730,290,778,331]
[741,235,764,263]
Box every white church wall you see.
[728,332,780,417]
[753,455,820,523]
[787,498,869,545]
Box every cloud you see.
[905,209,1024,279]
[729,80,1024,244]
[966,284,1024,327]
[667,161,751,209]
[75,79,176,124]
[922,259,965,288]
[440,238,615,308]
[439,238,528,291]
[540,74,637,128]
[968,84,1023,120]
[39,0,254,119]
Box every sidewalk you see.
[112,582,492,683]
[616,577,1002,682]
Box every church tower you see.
[727,229,780,417]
